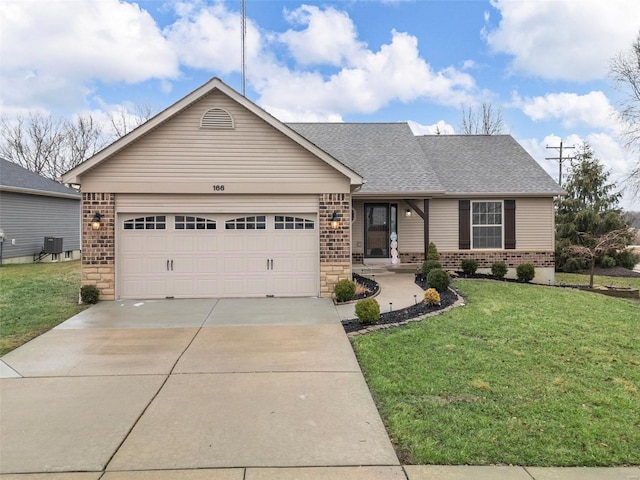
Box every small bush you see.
[355,298,380,324]
[615,248,640,270]
[422,260,441,277]
[491,262,508,279]
[461,259,478,275]
[516,263,535,282]
[80,284,100,304]
[334,278,356,302]
[427,268,450,292]
[423,288,440,306]
[427,242,440,261]
[562,257,587,273]
[599,255,616,268]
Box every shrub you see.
[427,242,440,261]
[516,263,536,282]
[422,260,441,277]
[562,257,587,273]
[491,262,508,279]
[599,255,616,268]
[427,268,450,292]
[423,288,441,306]
[80,284,100,304]
[461,259,478,275]
[334,278,356,302]
[355,298,380,324]
[615,248,640,270]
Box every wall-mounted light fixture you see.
[91,212,104,230]
[405,208,412,217]
[330,211,340,229]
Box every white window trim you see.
[471,200,504,250]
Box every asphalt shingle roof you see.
[416,135,565,195]
[288,123,564,196]
[0,158,80,197]
[288,123,445,194]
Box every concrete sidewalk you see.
[336,266,425,320]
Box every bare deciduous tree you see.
[108,101,154,139]
[1,101,155,181]
[0,113,66,178]
[610,29,640,194]
[565,229,630,288]
[459,102,505,135]
[64,114,106,174]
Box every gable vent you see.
[201,108,234,129]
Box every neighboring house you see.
[0,158,81,264]
[62,78,564,300]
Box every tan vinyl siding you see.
[397,200,424,252]
[115,194,318,213]
[429,198,459,251]
[515,197,554,250]
[82,91,349,194]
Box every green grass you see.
[0,261,87,356]
[556,272,640,290]
[352,280,640,466]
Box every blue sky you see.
[1,0,639,209]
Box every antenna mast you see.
[241,0,246,96]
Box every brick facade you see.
[319,193,351,297]
[439,251,555,269]
[82,193,116,300]
[374,250,555,270]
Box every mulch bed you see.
[341,266,639,334]
[342,282,458,334]
[582,266,640,278]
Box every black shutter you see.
[459,200,470,250]
[504,199,516,249]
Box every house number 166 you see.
[212,185,225,192]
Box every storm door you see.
[364,204,397,258]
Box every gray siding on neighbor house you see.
[0,191,80,259]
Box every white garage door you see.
[118,214,318,299]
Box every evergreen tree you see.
[555,144,635,271]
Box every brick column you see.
[82,193,115,300]
[319,193,351,298]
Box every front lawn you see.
[555,272,640,290]
[352,280,639,466]
[0,261,87,356]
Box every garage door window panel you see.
[274,216,315,230]
[123,216,166,230]
[225,216,266,230]
[175,216,216,230]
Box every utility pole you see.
[546,141,575,186]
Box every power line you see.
[546,140,575,186]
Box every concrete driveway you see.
[0,298,400,478]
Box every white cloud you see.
[279,5,366,67]
[0,0,178,111]
[514,91,619,131]
[485,0,640,81]
[258,29,476,121]
[164,2,261,73]
[408,120,455,135]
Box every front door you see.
[364,204,397,258]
